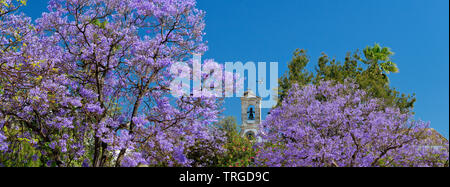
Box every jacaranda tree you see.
[257,81,449,167]
[0,0,227,167]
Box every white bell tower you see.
[240,90,261,141]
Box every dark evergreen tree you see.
[278,44,415,113]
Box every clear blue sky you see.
[21,0,449,138]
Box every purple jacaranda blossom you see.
[256,81,449,167]
[85,103,104,115]
[0,0,226,167]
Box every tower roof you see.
[242,90,260,99]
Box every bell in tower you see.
[240,90,262,141]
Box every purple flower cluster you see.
[256,81,449,167]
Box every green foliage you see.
[92,19,108,29]
[215,116,257,167]
[1,0,27,8]
[278,44,416,113]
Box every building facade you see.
[240,90,262,141]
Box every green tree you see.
[216,116,239,137]
[278,49,313,106]
[214,116,257,167]
[278,44,415,113]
